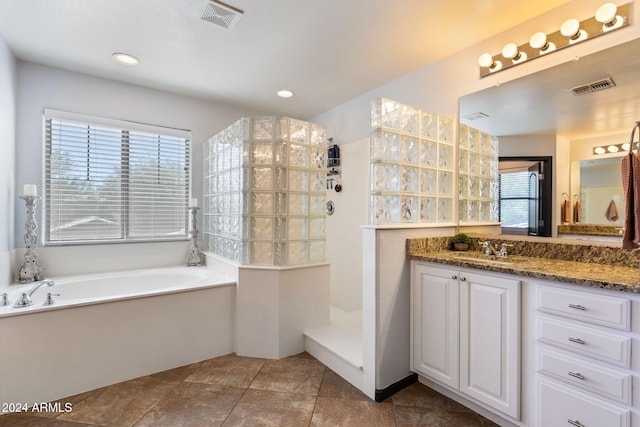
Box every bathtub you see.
[0,264,237,405]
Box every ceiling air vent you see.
[201,0,244,30]
[569,77,616,96]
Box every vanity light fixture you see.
[478,2,629,78]
[112,52,139,66]
[561,18,588,43]
[502,43,527,63]
[529,32,556,54]
[593,142,639,155]
[595,2,623,31]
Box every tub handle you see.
[44,292,61,306]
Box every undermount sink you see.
[451,252,516,266]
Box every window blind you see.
[498,171,529,228]
[44,110,191,244]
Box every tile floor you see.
[1,352,499,426]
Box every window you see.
[44,109,191,244]
[498,171,529,229]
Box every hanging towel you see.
[605,200,619,222]
[621,152,640,250]
[573,199,581,223]
[562,199,571,223]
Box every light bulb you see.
[112,53,139,66]
[607,145,619,153]
[478,53,494,68]
[529,32,555,53]
[594,147,606,154]
[561,18,587,43]
[622,142,631,151]
[502,43,527,63]
[596,3,622,31]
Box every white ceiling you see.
[0,0,571,119]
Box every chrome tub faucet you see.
[14,279,55,308]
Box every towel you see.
[562,199,571,223]
[573,200,581,223]
[621,152,640,250]
[605,200,619,222]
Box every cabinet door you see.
[411,263,459,389]
[459,271,521,419]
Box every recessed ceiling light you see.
[112,52,139,66]
[277,90,294,98]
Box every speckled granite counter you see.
[557,224,623,237]
[407,236,640,294]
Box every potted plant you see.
[451,233,471,251]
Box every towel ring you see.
[630,120,640,152]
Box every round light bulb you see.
[112,52,139,66]
[607,145,619,153]
[478,53,494,68]
[529,32,547,49]
[594,147,606,154]
[596,3,617,25]
[502,43,518,59]
[561,18,580,38]
[622,142,631,151]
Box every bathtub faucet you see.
[14,279,55,308]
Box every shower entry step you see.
[304,307,364,393]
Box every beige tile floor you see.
[0,352,499,426]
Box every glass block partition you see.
[203,116,327,266]
[370,98,455,224]
[458,124,499,223]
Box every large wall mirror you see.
[459,37,640,242]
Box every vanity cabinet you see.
[411,262,521,419]
[535,284,632,427]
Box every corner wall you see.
[0,34,16,286]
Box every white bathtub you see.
[0,264,237,405]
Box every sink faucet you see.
[14,279,54,308]
[498,243,514,257]
[479,241,498,256]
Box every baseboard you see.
[374,373,418,402]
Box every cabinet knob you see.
[568,337,586,345]
[460,277,467,281]
[568,419,585,427]
[568,304,586,310]
[451,275,458,280]
[568,371,585,380]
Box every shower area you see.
[202,116,331,359]
[203,116,327,266]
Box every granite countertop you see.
[407,236,640,294]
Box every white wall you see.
[325,138,369,311]
[13,61,260,278]
[0,35,16,287]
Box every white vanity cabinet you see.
[411,262,521,419]
[535,284,632,427]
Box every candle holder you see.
[19,195,45,283]
[186,206,203,267]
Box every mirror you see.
[459,37,640,241]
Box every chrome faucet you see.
[14,279,55,308]
[479,241,498,256]
[498,243,514,257]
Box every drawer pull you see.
[568,337,586,345]
[568,304,586,310]
[451,275,457,280]
[460,277,467,282]
[568,420,585,427]
[568,371,585,380]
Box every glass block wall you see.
[370,98,455,224]
[458,124,499,223]
[203,116,327,266]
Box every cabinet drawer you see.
[537,316,630,368]
[539,379,629,427]
[538,349,632,404]
[537,285,630,330]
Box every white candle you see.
[23,184,37,197]
[189,198,198,208]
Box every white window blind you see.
[499,171,529,228]
[44,110,191,244]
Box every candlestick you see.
[186,206,203,267]
[18,195,45,283]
